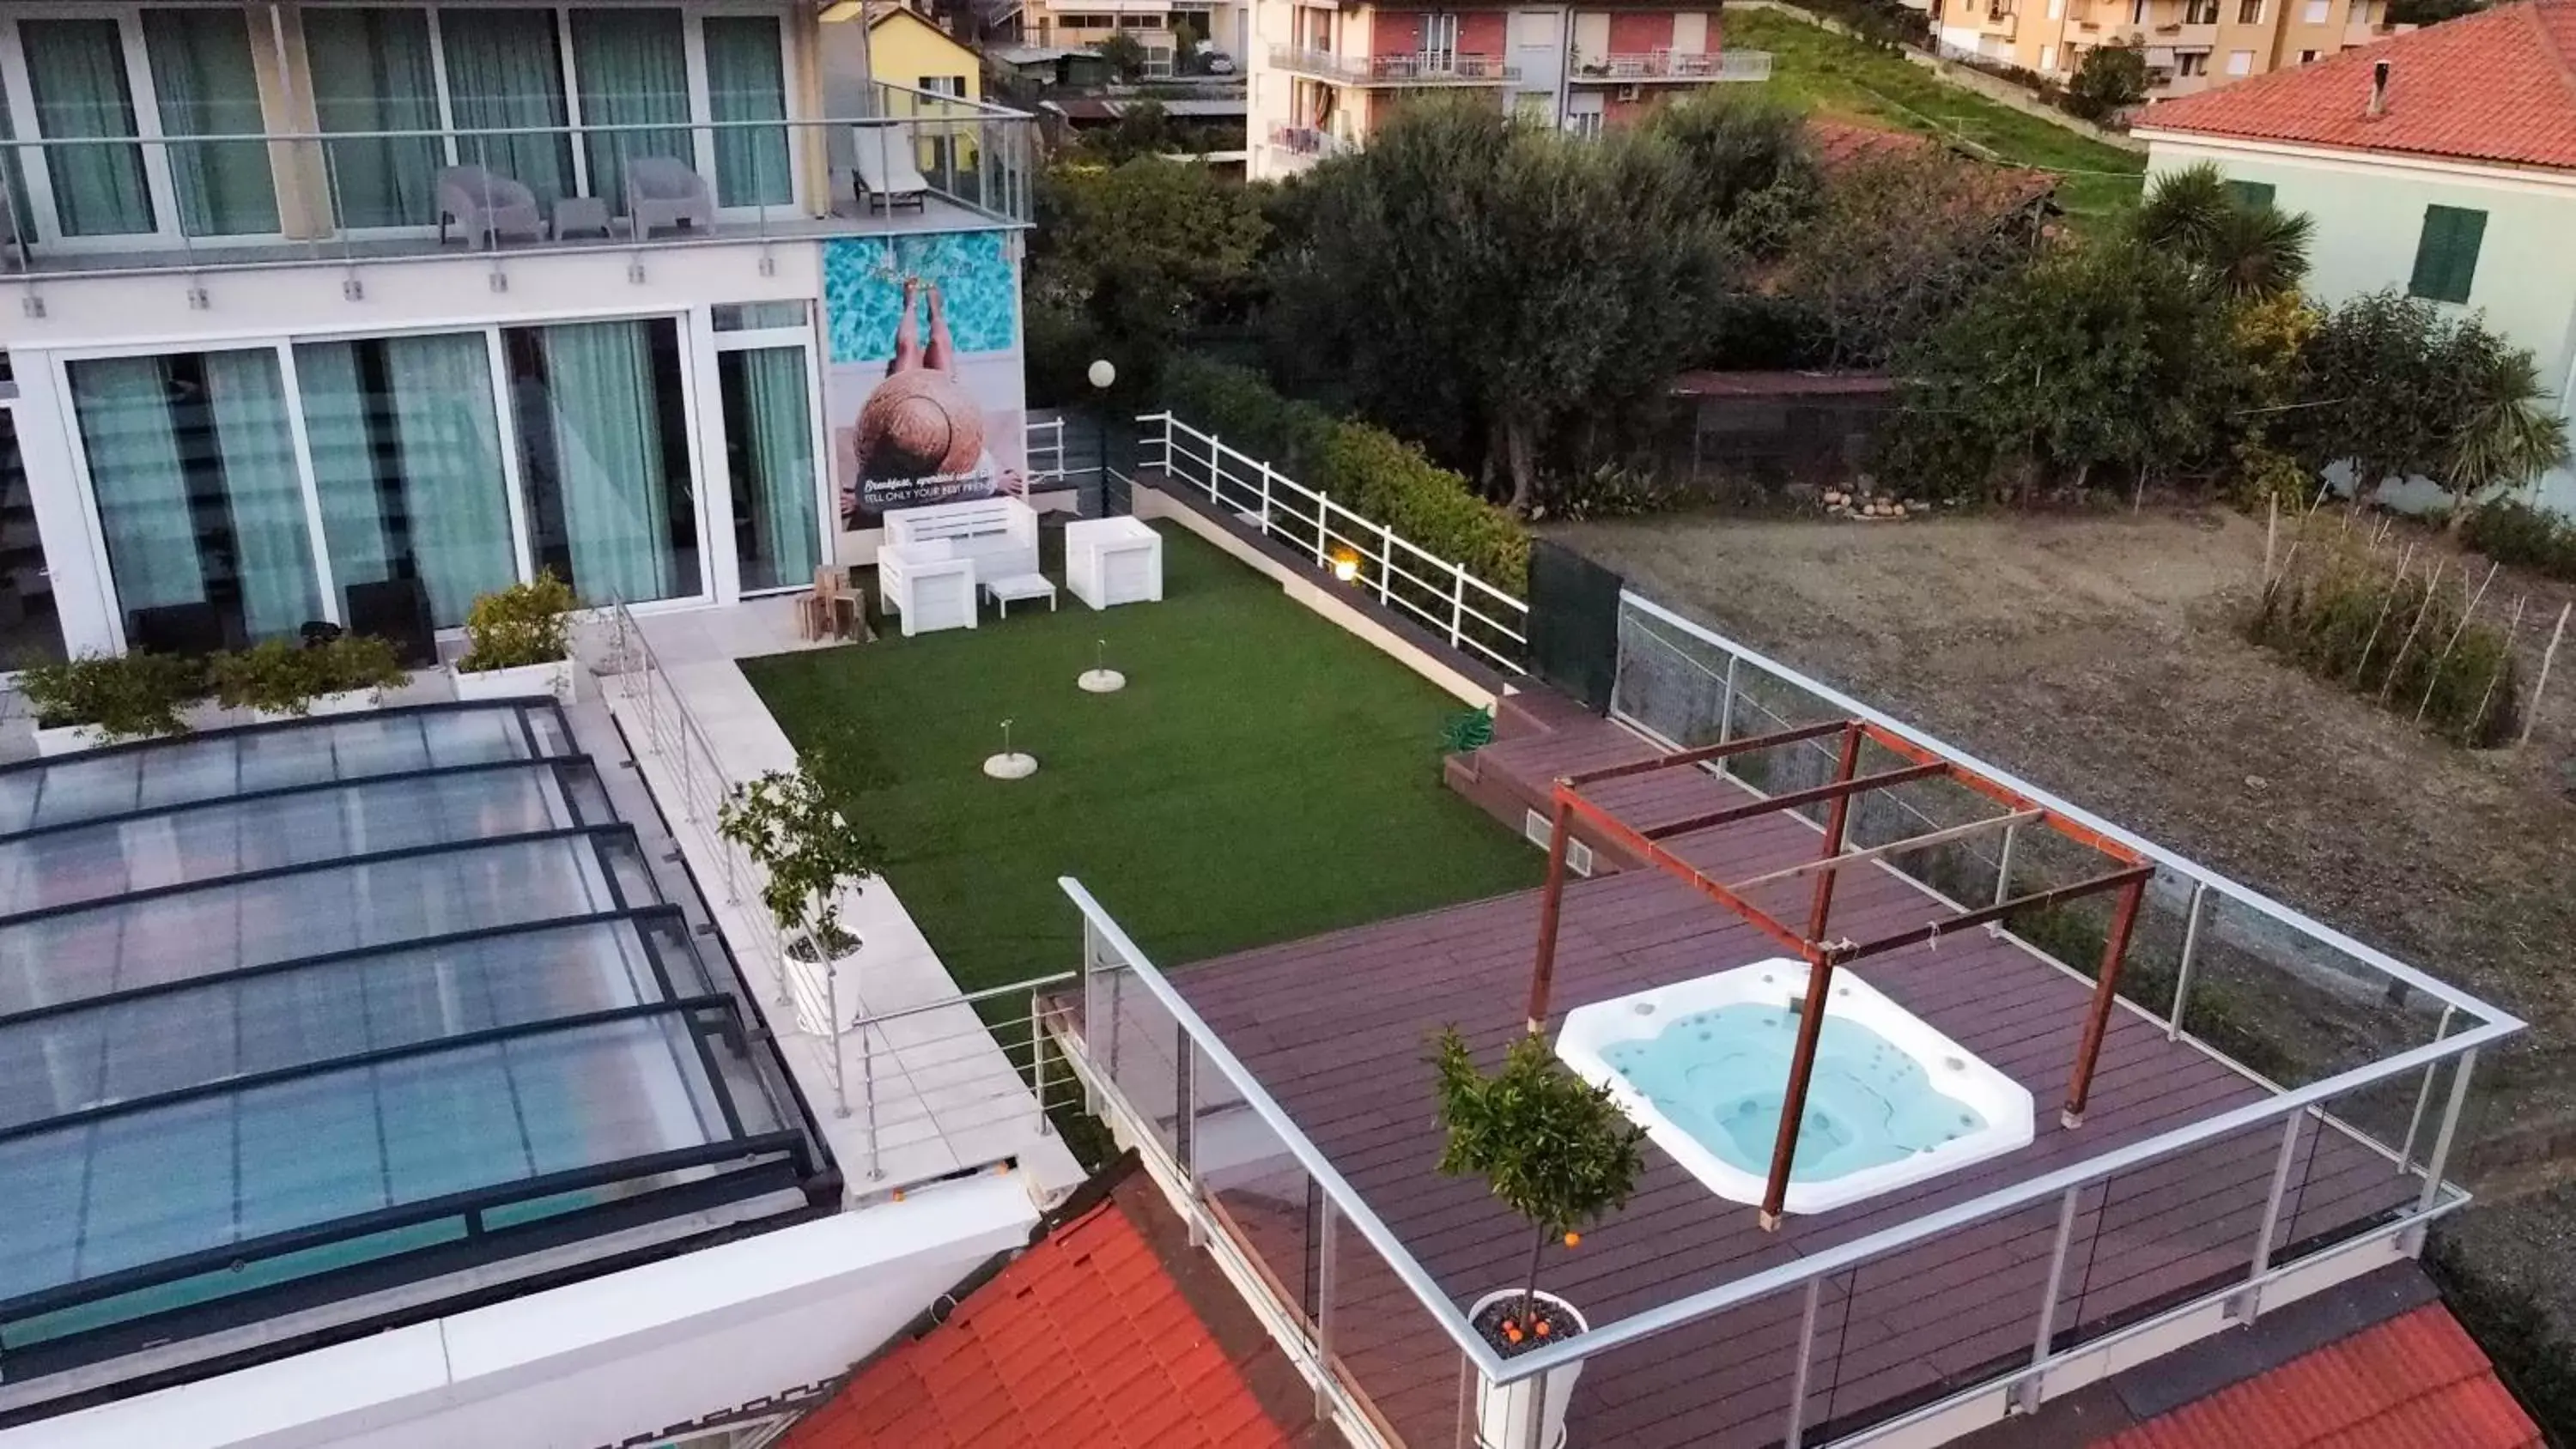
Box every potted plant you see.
[18,652,205,755]
[716,754,883,968]
[212,634,409,722]
[453,572,579,702]
[1431,1028,1647,1449]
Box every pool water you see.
[1599,1003,1990,1183]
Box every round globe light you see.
[1087,359,1117,391]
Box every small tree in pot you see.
[717,754,882,964]
[1431,1027,1645,1447]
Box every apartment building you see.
[1248,0,1770,179]
[1934,0,2396,99]
[1021,0,1252,73]
[0,0,1038,669]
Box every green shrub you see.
[2245,543,2523,746]
[19,652,204,740]
[1161,356,1530,596]
[460,572,577,673]
[210,639,326,716]
[2463,498,2576,583]
[315,634,409,694]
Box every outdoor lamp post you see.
[1087,359,1116,500]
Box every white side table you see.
[986,573,1058,617]
[1066,518,1163,610]
[553,195,612,240]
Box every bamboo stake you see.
[2378,556,2448,704]
[2467,595,2528,744]
[2263,493,2279,585]
[2350,542,2420,686]
[2416,560,2503,724]
[2519,602,2573,748]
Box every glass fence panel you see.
[1323,1203,1476,1449]
[1083,950,1184,1161]
[1190,1040,1318,1332]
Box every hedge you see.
[2463,498,2576,585]
[1159,356,1530,597]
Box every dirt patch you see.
[1549,505,2576,1344]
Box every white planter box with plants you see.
[452,573,580,702]
[17,652,207,756]
[1431,1028,1648,1449]
[716,754,882,1034]
[210,634,410,724]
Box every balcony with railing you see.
[1569,50,1776,83]
[1267,45,1521,85]
[1267,124,1360,168]
[0,84,1036,283]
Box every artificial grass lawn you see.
[742,524,1544,993]
[1728,9,2147,223]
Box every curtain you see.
[440,9,574,205]
[142,9,279,237]
[202,350,319,640]
[730,348,817,591]
[533,321,677,604]
[70,358,204,616]
[703,16,791,209]
[569,9,691,210]
[386,334,518,625]
[304,9,442,229]
[295,340,387,597]
[21,19,154,238]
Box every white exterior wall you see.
[4,1176,1038,1449]
[2142,131,2576,514]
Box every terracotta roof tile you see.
[2139,0,2576,172]
[779,1197,1298,1449]
[2099,1304,2542,1449]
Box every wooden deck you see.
[1163,712,2419,1447]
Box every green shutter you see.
[2409,205,2486,304]
[2225,179,2275,210]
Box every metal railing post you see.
[862,1022,883,1180]
[2233,1113,2304,1323]
[2167,882,2208,1040]
[2403,1046,2476,1253]
[1314,492,1330,567]
[1177,1022,1201,1246]
[829,961,851,1119]
[1206,433,1222,501]
[1378,524,1394,606]
[1714,653,1741,774]
[2014,1185,2082,1416]
[1314,1194,1340,1422]
[1030,991,1052,1136]
[1992,817,2023,909]
[2401,1003,2458,1170]
[1781,1277,1822,1446]
[1259,460,1275,530]
[1449,562,1467,651]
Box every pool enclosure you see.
[0,702,831,1395]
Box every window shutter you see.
[2225,179,2275,209]
[2409,205,2486,304]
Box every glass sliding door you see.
[20,19,155,238]
[70,350,321,646]
[568,9,690,211]
[438,9,574,204]
[506,319,701,605]
[702,17,792,209]
[718,348,818,592]
[0,410,66,666]
[140,8,280,237]
[305,9,444,229]
[297,333,519,629]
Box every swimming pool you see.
[1556,961,2035,1215]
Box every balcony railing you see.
[1570,50,1774,82]
[0,83,1035,281]
[1267,124,1359,165]
[1267,45,1520,84]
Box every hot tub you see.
[1556,960,2035,1215]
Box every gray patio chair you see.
[435,166,543,248]
[853,129,930,213]
[623,156,714,238]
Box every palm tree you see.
[2136,163,2233,254]
[2203,203,2315,300]
[2445,347,2573,530]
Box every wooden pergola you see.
[1524,718,2156,1232]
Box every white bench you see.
[878,498,1042,637]
[1066,517,1163,610]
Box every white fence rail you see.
[1138,410,1531,674]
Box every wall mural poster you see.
[822,229,1027,530]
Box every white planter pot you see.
[1471,1290,1588,1449]
[452,658,576,704]
[250,687,384,724]
[32,722,126,756]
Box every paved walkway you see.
[587,599,1084,1203]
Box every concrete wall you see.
[9,1177,1037,1449]
[2142,133,2576,512]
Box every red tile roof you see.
[2099,1303,2543,1449]
[2139,0,2576,173]
[780,1195,1297,1449]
